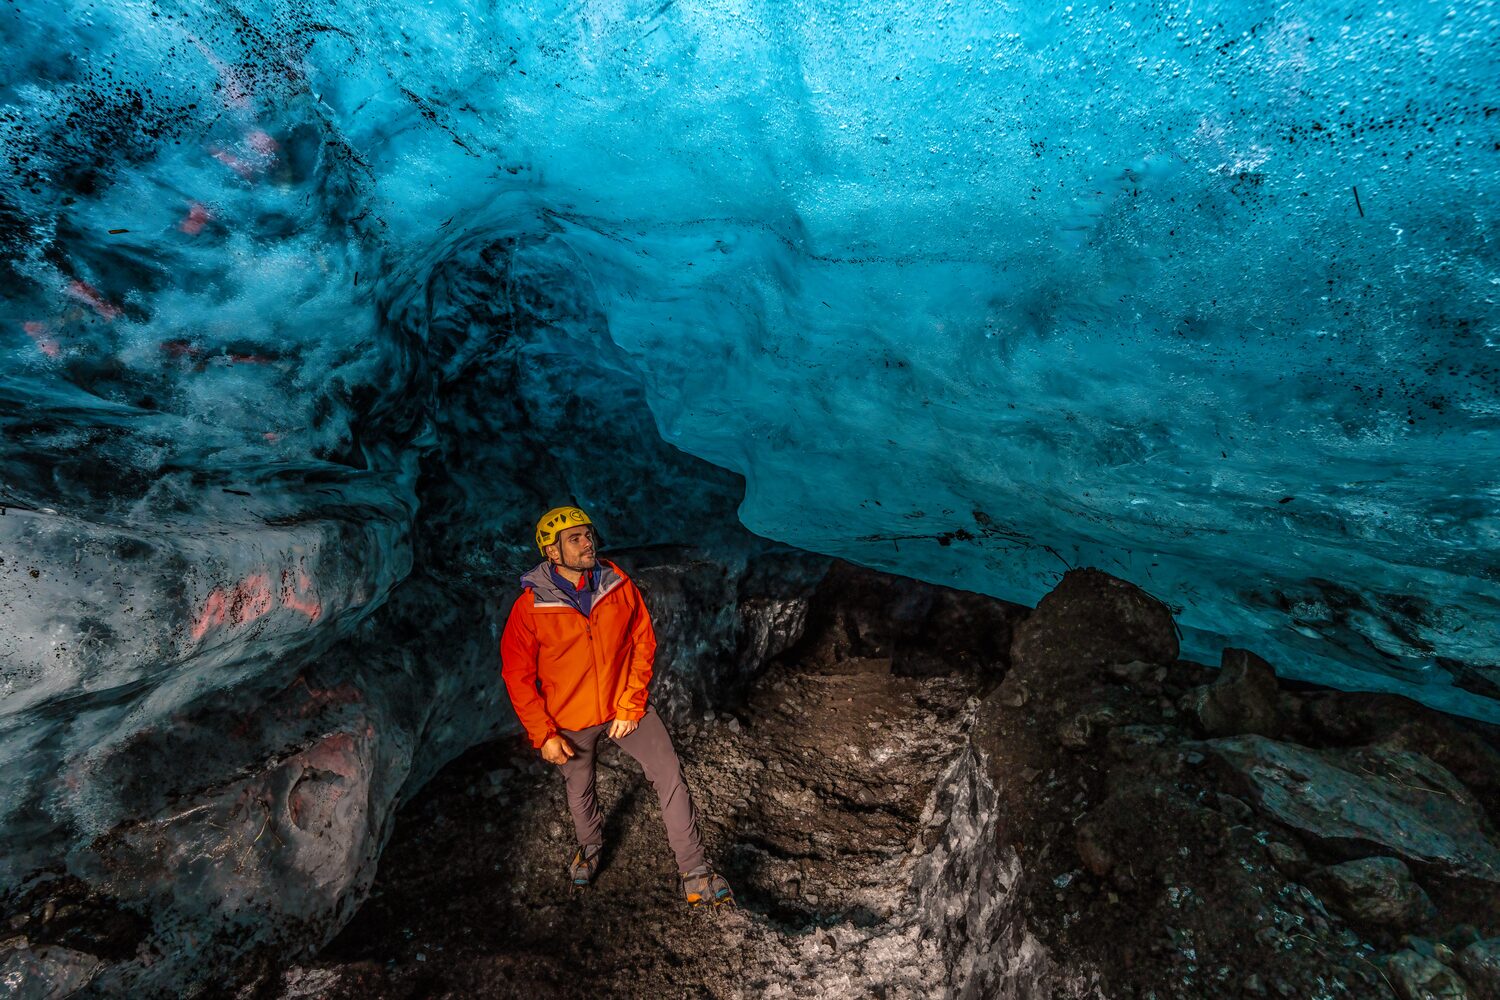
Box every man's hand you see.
[540,734,576,765]
[607,717,639,740]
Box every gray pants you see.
[558,706,706,874]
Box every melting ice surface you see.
[2,0,1499,889]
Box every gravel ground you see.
[273,653,985,999]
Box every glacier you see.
[1,0,1497,992]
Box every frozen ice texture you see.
[0,0,1497,990]
[4,0,1497,719]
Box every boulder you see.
[1009,568,1179,676]
[1207,735,1500,882]
[1385,949,1470,1000]
[1459,939,1500,1000]
[1311,857,1435,929]
[1184,648,1283,738]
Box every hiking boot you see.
[681,867,735,909]
[569,844,601,887]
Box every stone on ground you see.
[1207,735,1500,882]
[1385,948,1470,1000]
[1311,856,1435,929]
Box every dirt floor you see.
[273,651,985,1000]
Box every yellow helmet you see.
[535,505,594,554]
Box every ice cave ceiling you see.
[2,0,1498,731]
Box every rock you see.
[1207,735,1500,882]
[736,594,812,673]
[1008,568,1179,676]
[1107,660,1162,686]
[1183,648,1284,738]
[998,677,1030,708]
[1215,792,1254,826]
[0,941,103,999]
[1445,927,1484,950]
[1057,713,1093,750]
[1385,949,1470,1000]
[1057,705,1120,750]
[1105,724,1175,757]
[1459,939,1500,1000]
[1264,840,1309,877]
[792,561,1025,677]
[1312,857,1436,929]
[1076,820,1115,877]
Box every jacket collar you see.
[521,558,625,609]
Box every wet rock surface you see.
[1385,948,1469,1000]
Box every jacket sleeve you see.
[499,591,558,748]
[613,577,657,721]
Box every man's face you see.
[549,524,598,571]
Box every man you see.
[499,505,734,908]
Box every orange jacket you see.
[500,559,657,748]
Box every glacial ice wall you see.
[1,0,1497,989]
[2,0,1498,894]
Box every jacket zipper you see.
[586,608,600,722]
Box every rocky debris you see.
[0,874,148,998]
[978,566,1500,999]
[1386,948,1469,999]
[1183,647,1285,738]
[1009,567,1179,675]
[628,554,804,722]
[1459,939,1500,1000]
[0,939,103,999]
[0,548,828,997]
[737,594,812,675]
[1207,735,1500,882]
[1056,704,1123,751]
[1312,857,1436,929]
[1107,659,1166,686]
[1264,839,1310,877]
[281,621,1003,998]
[221,561,1500,998]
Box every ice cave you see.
[2,0,1498,996]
